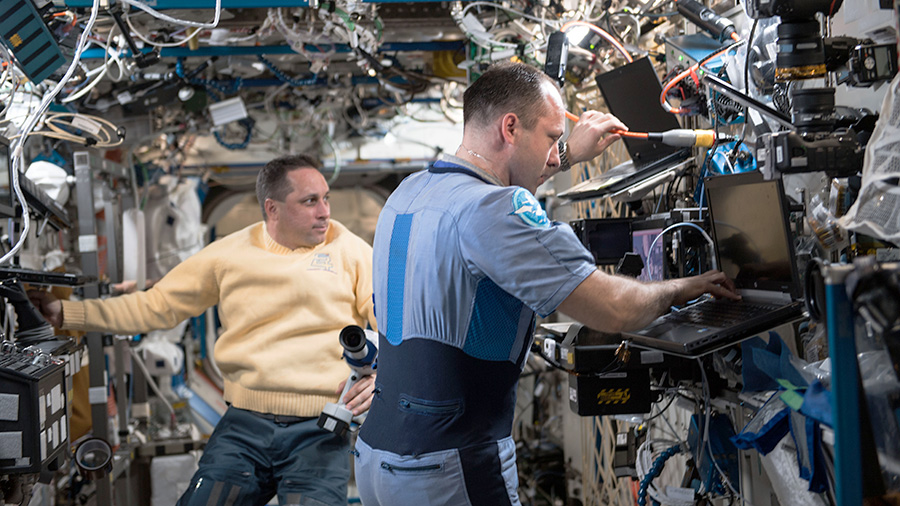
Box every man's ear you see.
[500,112,520,144]
[264,198,278,221]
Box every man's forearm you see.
[559,271,680,333]
[558,270,737,333]
[604,275,683,331]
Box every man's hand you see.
[672,270,740,306]
[566,111,628,165]
[336,374,377,416]
[26,290,63,328]
[111,279,157,295]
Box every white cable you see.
[462,1,561,27]
[697,360,757,505]
[561,21,633,63]
[61,64,107,103]
[101,27,128,83]
[451,2,525,52]
[130,346,176,419]
[10,113,124,147]
[0,81,18,119]
[0,43,21,119]
[125,12,205,48]
[646,222,718,281]
[119,0,221,29]
[636,438,693,506]
[0,0,101,266]
[323,132,341,185]
[269,8,335,62]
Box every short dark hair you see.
[463,62,557,130]
[256,154,322,219]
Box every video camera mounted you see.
[740,0,894,180]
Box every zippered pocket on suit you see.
[397,395,462,416]
[380,462,442,473]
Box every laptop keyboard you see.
[664,299,783,328]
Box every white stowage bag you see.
[839,73,900,241]
[144,176,205,280]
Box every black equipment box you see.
[0,343,69,474]
[568,369,653,416]
[540,323,693,416]
[546,324,660,415]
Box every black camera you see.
[826,37,900,88]
[742,0,884,180]
[745,0,845,81]
[757,87,865,179]
[756,129,864,178]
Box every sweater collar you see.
[261,222,328,255]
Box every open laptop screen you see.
[705,172,798,296]
[594,57,683,167]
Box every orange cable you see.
[659,42,741,114]
[613,129,647,138]
[560,20,633,63]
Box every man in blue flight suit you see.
[355,61,739,505]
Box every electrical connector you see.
[645,129,733,148]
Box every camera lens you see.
[339,325,366,352]
[775,21,826,81]
[75,438,113,480]
[791,87,836,133]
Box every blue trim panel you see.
[826,280,862,506]
[386,214,413,345]
[360,337,521,455]
[463,278,523,361]
[460,442,514,506]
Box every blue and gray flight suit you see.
[356,155,597,506]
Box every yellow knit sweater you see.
[60,220,375,417]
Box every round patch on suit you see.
[509,188,550,228]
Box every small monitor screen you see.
[632,228,664,282]
[572,219,632,265]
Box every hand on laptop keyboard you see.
[672,270,740,306]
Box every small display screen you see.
[874,46,892,78]
[582,219,632,265]
[632,228,664,282]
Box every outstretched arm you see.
[557,270,739,333]
[30,248,220,334]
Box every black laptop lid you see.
[595,57,683,168]
[705,171,801,298]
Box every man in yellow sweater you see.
[30,154,376,506]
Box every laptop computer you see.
[558,57,692,200]
[622,171,806,357]
[0,266,95,286]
